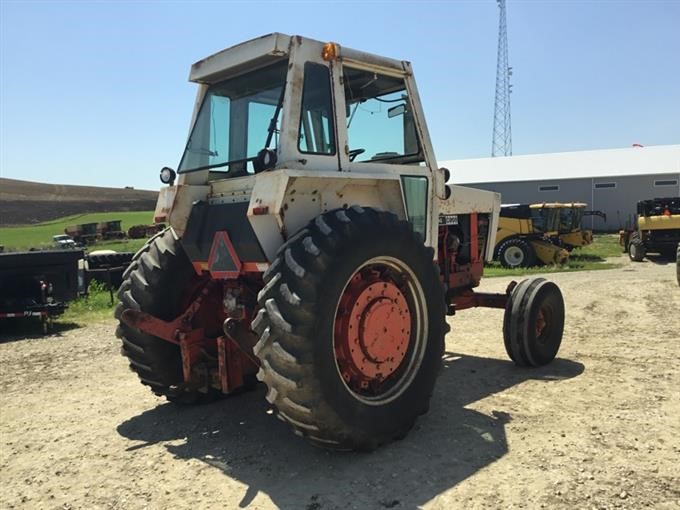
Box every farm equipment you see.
[65,222,101,245]
[554,203,606,251]
[127,223,165,239]
[98,220,126,240]
[64,220,126,244]
[0,249,83,332]
[115,34,566,451]
[494,203,570,268]
[86,250,135,290]
[620,197,680,262]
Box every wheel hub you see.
[335,269,412,392]
[535,308,546,337]
[505,246,524,265]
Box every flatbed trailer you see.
[0,249,83,332]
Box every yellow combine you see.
[555,203,592,249]
[494,203,570,268]
[553,202,607,250]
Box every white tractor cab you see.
[120,34,565,451]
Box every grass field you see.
[62,281,120,325]
[0,211,154,252]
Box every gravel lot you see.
[1,256,678,510]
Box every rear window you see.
[638,197,680,216]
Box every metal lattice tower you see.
[492,0,512,157]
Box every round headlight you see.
[160,167,176,185]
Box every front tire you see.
[251,207,446,450]
[497,238,536,268]
[628,233,645,262]
[503,277,565,367]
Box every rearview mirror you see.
[388,104,406,118]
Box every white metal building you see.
[441,144,680,231]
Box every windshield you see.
[558,208,574,232]
[532,208,560,233]
[546,209,560,232]
[178,60,288,175]
[570,207,584,230]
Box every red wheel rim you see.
[535,306,554,342]
[535,309,546,337]
[333,258,426,402]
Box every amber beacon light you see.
[321,42,339,61]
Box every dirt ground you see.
[1,256,678,510]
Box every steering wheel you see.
[348,148,365,162]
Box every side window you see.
[343,67,422,163]
[298,63,336,155]
[402,176,428,237]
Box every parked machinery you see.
[494,203,570,268]
[127,223,165,239]
[64,222,101,245]
[115,34,566,451]
[64,220,128,244]
[620,197,680,262]
[554,203,606,251]
[0,249,83,332]
[98,220,126,240]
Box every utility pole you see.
[492,0,512,157]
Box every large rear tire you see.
[115,228,218,404]
[503,277,565,367]
[676,243,679,286]
[251,207,446,450]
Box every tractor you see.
[116,34,566,451]
[494,203,569,268]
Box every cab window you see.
[298,63,336,155]
[343,67,422,164]
[178,60,288,176]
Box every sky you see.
[1,0,679,191]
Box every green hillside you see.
[0,211,154,251]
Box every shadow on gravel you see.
[117,354,584,509]
[0,317,81,343]
[644,253,676,266]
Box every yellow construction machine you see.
[494,203,570,268]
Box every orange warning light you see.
[322,42,339,61]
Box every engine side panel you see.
[438,184,501,262]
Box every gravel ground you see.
[1,256,678,510]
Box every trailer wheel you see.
[115,228,219,404]
[676,243,679,286]
[503,277,565,367]
[252,207,446,450]
[497,238,536,268]
[628,234,645,262]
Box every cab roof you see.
[189,33,407,84]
